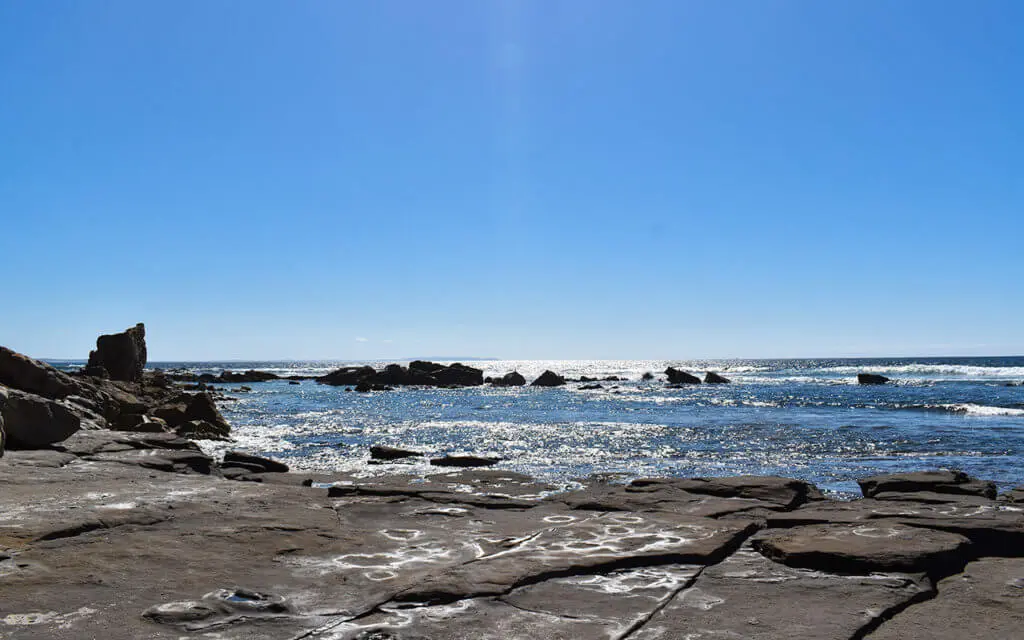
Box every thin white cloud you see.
[355,337,369,343]
[382,339,394,344]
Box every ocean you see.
[61,357,1024,496]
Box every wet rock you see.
[288,380,301,385]
[630,475,823,510]
[753,521,971,576]
[858,470,997,500]
[531,370,566,387]
[429,454,502,467]
[143,587,292,630]
[183,393,231,435]
[318,365,376,386]
[176,419,230,441]
[370,445,423,461]
[704,371,731,384]
[858,373,890,384]
[490,371,526,387]
[219,370,279,383]
[579,383,603,390]
[0,387,81,448]
[222,451,289,473]
[665,367,701,384]
[86,323,147,382]
[641,372,654,381]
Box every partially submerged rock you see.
[665,367,701,384]
[370,444,423,461]
[530,370,566,387]
[430,454,502,467]
[490,371,526,387]
[858,373,891,384]
[704,371,731,384]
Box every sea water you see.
[64,357,1024,496]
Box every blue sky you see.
[1,1,1021,360]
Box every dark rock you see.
[858,470,997,500]
[86,323,147,382]
[579,376,597,382]
[152,403,188,427]
[579,384,603,390]
[429,454,502,467]
[0,346,78,398]
[0,387,81,448]
[317,366,376,386]
[641,372,654,381]
[370,445,423,461]
[288,380,300,385]
[530,370,566,387]
[223,451,289,473]
[603,376,622,381]
[409,360,447,373]
[431,363,484,387]
[490,371,526,387]
[183,393,231,435]
[176,419,230,441]
[630,475,823,510]
[704,371,731,384]
[114,413,169,433]
[753,521,971,577]
[665,367,701,384]
[858,373,891,384]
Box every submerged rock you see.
[86,323,147,382]
[430,454,501,467]
[370,445,423,461]
[531,370,566,387]
[858,373,891,384]
[665,367,701,384]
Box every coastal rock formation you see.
[704,371,731,384]
[531,370,566,387]
[665,367,701,384]
[222,451,289,473]
[0,387,81,448]
[370,444,423,461]
[0,346,78,398]
[318,362,484,388]
[86,323,147,382]
[490,371,527,387]
[430,454,502,467]
[859,470,997,500]
[858,373,891,384]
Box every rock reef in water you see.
[318,361,484,388]
[665,367,701,384]
[530,370,566,387]
[858,373,891,384]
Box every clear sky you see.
[1,1,1021,361]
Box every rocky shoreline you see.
[1,326,1022,638]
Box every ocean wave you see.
[808,364,1024,379]
[944,403,1024,417]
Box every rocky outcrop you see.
[86,323,147,382]
[704,371,731,384]
[665,367,701,384]
[0,386,81,448]
[318,362,484,388]
[858,373,891,384]
[0,346,78,399]
[430,454,502,467]
[222,451,289,473]
[370,445,423,461]
[531,370,566,387]
[858,470,997,500]
[490,371,526,387]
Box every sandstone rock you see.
[370,445,423,461]
[0,387,81,448]
[490,371,527,387]
[222,451,289,473]
[184,393,231,434]
[858,373,890,384]
[429,454,501,467]
[858,470,997,499]
[753,521,971,576]
[531,370,566,387]
[86,323,147,382]
[630,475,823,510]
[704,371,731,384]
[665,367,701,384]
[114,413,169,433]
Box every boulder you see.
[114,413,169,433]
[219,370,279,383]
[184,393,231,432]
[317,366,375,386]
[641,372,654,381]
[490,371,526,387]
[665,367,701,384]
[0,346,78,398]
[858,373,890,384]
[431,363,484,387]
[222,451,289,473]
[176,419,230,441]
[704,371,731,384]
[430,454,502,467]
[86,323,147,382]
[858,470,997,500]
[370,445,423,461]
[409,360,447,373]
[0,386,81,448]
[531,370,566,387]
